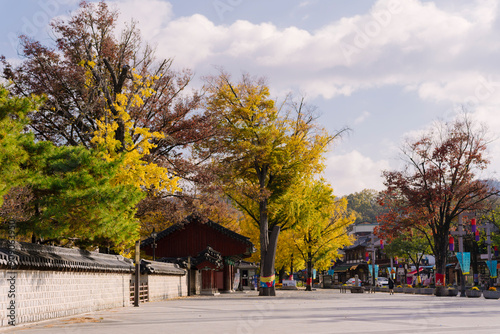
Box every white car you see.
[376,277,389,287]
[345,278,361,286]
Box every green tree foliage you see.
[0,86,42,203]
[384,229,432,285]
[346,189,384,224]
[201,73,345,295]
[19,143,144,250]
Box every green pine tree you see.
[1,86,143,251]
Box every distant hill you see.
[483,179,500,193]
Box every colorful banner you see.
[328,269,335,276]
[435,273,445,286]
[260,275,275,288]
[486,260,498,278]
[369,264,379,279]
[456,252,471,274]
[386,267,395,279]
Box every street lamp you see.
[151,228,157,261]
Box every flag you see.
[456,252,471,274]
[486,260,498,278]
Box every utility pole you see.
[451,212,474,297]
[478,222,494,287]
[366,234,377,287]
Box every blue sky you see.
[2,0,500,196]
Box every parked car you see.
[345,278,362,286]
[376,277,389,287]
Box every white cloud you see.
[354,111,371,125]
[324,150,391,196]
[110,0,173,37]
[112,0,497,103]
[94,0,500,188]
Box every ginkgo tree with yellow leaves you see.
[201,73,347,296]
[88,69,180,195]
[285,178,354,291]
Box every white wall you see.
[0,270,130,327]
[148,274,188,301]
[0,269,187,327]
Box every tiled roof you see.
[141,214,254,249]
[343,235,380,250]
[0,239,134,273]
[140,259,186,275]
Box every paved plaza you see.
[5,289,500,334]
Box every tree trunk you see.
[305,256,313,291]
[434,233,448,277]
[258,195,269,295]
[278,267,286,283]
[415,262,420,286]
[259,225,280,296]
[290,254,294,280]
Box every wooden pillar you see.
[222,263,232,292]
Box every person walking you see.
[388,276,395,295]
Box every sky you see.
[1,0,500,196]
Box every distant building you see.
[347,221,377,236]
[333,222,391,285]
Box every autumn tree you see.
[286,178,353,291]
[377,115,498,285]
[1,1,220,233]
[201,73,345,296]
[275,229,305,281]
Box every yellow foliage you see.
[90,69,180,194]
[286,178,354,270]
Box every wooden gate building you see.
[141,215,255,295]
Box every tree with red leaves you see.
[1,1,226,233]
[377,115,499,281]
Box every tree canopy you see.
[0,86,143,250]
[287,178,354,290]
[201,73,344,295]
[346,189,384,224]
[383,229,432,284]
[377,115,499,276]
[1,1,234,235]
[0,86,42,204]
